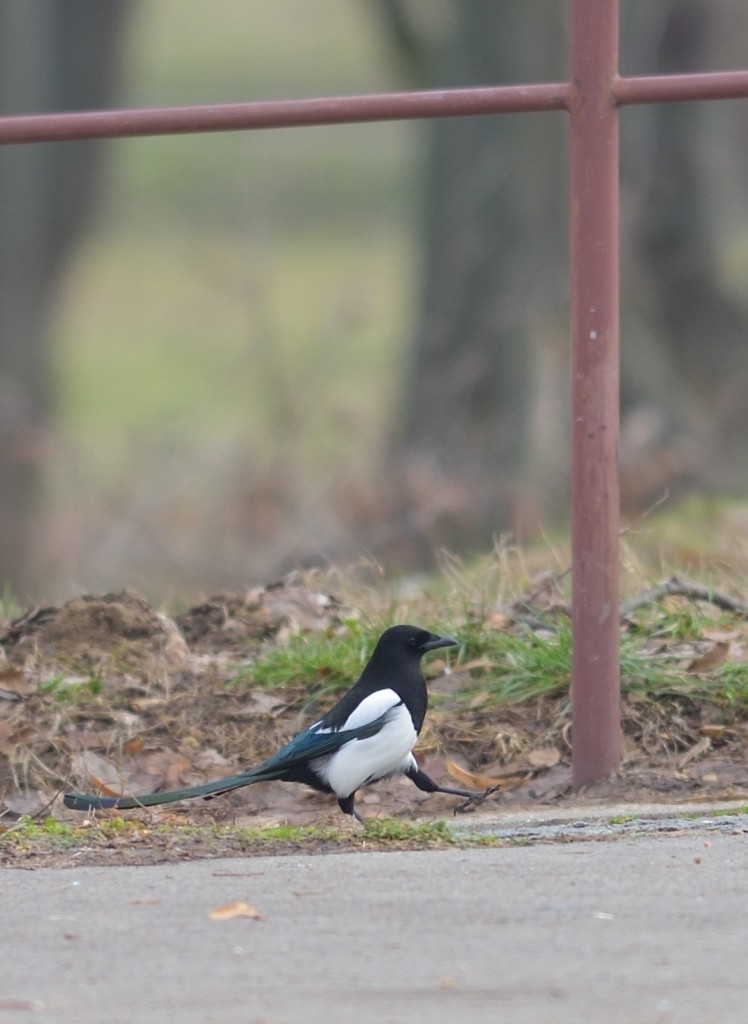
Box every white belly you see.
[313,701,417,798]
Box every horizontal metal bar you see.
[616,69,748,105]
[0,82,570,146]
[2,68,746,147]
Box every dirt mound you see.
[2,591,189,677]
[176,580,343,653]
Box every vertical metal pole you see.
[569,0,621,786]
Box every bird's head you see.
[376,624,458,659]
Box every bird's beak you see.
[421,632,458,652]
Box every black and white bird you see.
[64,624,493,822]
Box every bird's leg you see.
[338,793,364,825]
[406,766,499,814]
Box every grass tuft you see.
[236,621,384,692]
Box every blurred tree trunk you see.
[0,1,131,596]
[375,0,748,563]
[378,1,566,563]
[620,0,748,503]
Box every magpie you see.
[64,624,494,823]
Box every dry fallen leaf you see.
[157,811,191,825]
[699,724,732,739]
[3,790,48,817]
[87,776,128,799]
[207,901,263,922]
[0,666,35,698]
[445,759,502,791]
[70,751,130,798]
[701,628,742,643]
[527,747,561,769]
[238,690,289,716]
[423,658,448,678]
[687,641,730,674]
[483,610,512,632]
[129,697,167,712]
[625,690,650,704]
[0,722,20,757]
[676,735,711,768]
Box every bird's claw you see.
[453,784,501,815]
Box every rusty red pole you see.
[568,0,621,786]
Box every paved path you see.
[3,824,747,1023]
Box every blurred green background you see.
[42,1,419,597]
[2,1,748,603]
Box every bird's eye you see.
[407,636,418,646]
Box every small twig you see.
[510,610,564,633]
[501,490,748,631]
[620,575,748,620]
[508,491,671,629]
[619,489,670,539]
[519,566,571,609]
[507,572,748,634]
[508,569,571,631]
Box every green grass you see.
[58,0,416,469]
[236,818,459,847]
[126,1,397,111]
[236,620,385,692]
[56,226,411,472]
[451,622,573,703]
[223,606,748,711]
[38,676,104,704]
[42,1,419,599]
[359,818,455,844]
[234,618,571,704]
[0,815,484,857]
[1,816,102,849]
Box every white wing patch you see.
[339,688,402,731]
[312,689,401,737]
[313,697,417,799]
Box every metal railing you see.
[2,0,748,786]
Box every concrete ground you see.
[3,814,748,1024]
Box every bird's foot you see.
[336,813,365,834]
[453,785,501,815]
